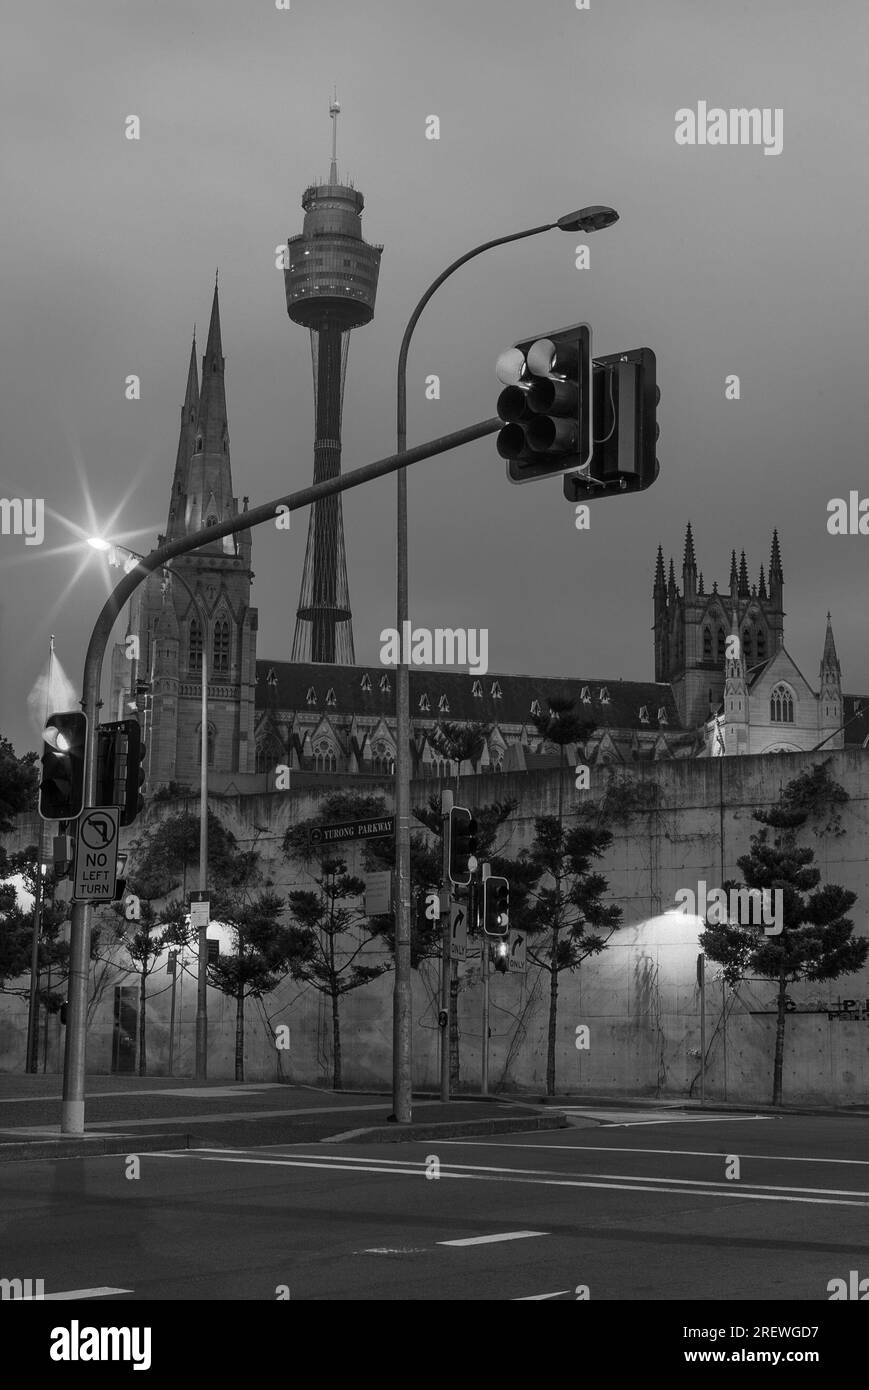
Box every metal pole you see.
[393,223,555,1124]
[27,634,55,1073]
[168,953,177,1077]
[195,635,208,1080]
[439,789,453,1103]
[25,827,45,1073]
[60,419,499,1134]
[481,860,491,1096]
[698,952,706,1106]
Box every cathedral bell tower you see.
[653,525,785,729]
[136,281,258,790]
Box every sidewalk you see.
[0,1074,568,1161]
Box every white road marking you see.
[514,1291,571,1300]
[157,1151,869,1207]
[0,1084,287,1104]
[439,1231,547,1247]
[438,1139,869,1167]
[562,1110,772,1128]
[30,1287,133,1300]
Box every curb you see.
[535,1096,869,1119]
[0,1132,190,1164]
[322,1113,569,1144]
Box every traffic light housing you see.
[564,348,659,503]
[38,712,87,821]
[497,323,593,484]
[482,875,510,938]
[447,806,478,887]
[96,719,146,826]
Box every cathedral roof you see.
[254,661,683,731]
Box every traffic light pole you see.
[481,860,491,1096]
[439,789,453,1103]
[195,638,208,1081]
[394,220,560,1126]
[59,415,500,1134]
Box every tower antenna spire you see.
[329,89,340,185]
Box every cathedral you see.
[110,286,865,796]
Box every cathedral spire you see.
[821,612,841,676]
[653,544,666,593]
[185,281,236,548]
[667,556,677,596]
[758,563,767,600]
[167,335,200,540]
[738,549,750,597]
[729,549,738,595]
[770,527,783,579]
[682,521,696,573]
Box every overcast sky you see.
[2,0,868,754]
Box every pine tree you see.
[516,816,622,1095]
[286,858,389,1089]
[700,782,866,1105]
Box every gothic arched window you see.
[370,741,394,777]
[313,739,337,773]
[716,626,726,662]
[770,684,794,723]
[703,626,712,660]
[213,618,230,674]
[189,618,203,671]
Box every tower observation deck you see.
[285,98,382,665]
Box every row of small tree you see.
[1,718,867,1103]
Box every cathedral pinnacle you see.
[654,544,666,593]
[770,528,783,581]
[738,550,750,597]
[682,521,697,573]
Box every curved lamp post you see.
[89,536,211,1080]
[392,206,618,1121]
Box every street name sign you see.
[72,806,120,903]
[308,815,395,847]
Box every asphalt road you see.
[1,1111,867,1300]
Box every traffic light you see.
[564,348,659,503]
[38,712,87,821]
[125,721,147,826]
[447,806,478,887]
[96,719,146,826]
[493,939,510,973]
[497,323,593,484]
[482,875,510,938]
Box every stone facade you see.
[4,750,868,1104]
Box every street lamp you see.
[392,205,618,1122]
[88,536,211,1081]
